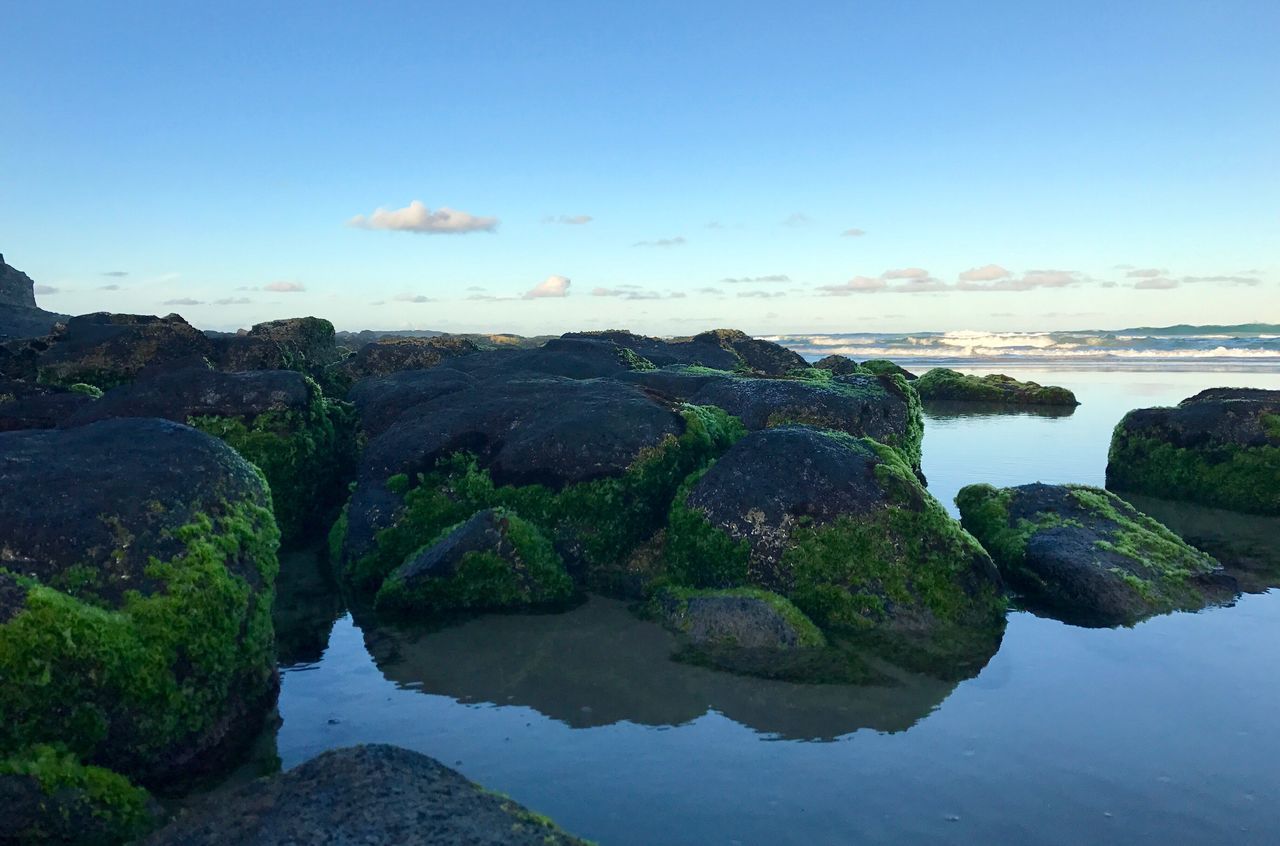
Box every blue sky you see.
[2,1,1277,335]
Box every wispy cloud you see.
[958,264,1012,282]
[34,284,59,295]
[163,297,202,305]
[782,212,812,227]
[348,200,499,234]
[98,284,122,291]
[525,275,571,299]
[393,293,435,303]
[1127,268,1165,278]
[818,276,887,295]
[263,281,306,293]
[1134,277,1179,290]
[956,269,1081,291]
[1182,275,1260,286]
[697,287,725,295]
[542,214,592,225]
[737,290,786,299]
[633,236,686,248]
[101,271,128,278]
[720,274,791,284]
[592,286,685,300]
[212,297,252,305]
[841,228,865,238]
[882,267,930,280]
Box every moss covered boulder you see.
[957,482,1234,626]
[915,367,1078,406]
[1106,388,1280,515]
[32,312,215,390]
[663,425,1005,670]
[142,744,589,846]
[563,328,806,375]
[343,335,480,379]
[337,374,742,596]
[210,317,348,396]
[0,418,280,787]
[860,359,917,380]
[813,354,865,375]
[65,367,357,542]
[376,508,573,613]
[0,377,96,431]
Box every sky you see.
[2,1,1277,337]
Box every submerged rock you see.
[376,508,573,613]
[956,482,1234,626]
[663,425,1005,671]
[343,334,480,379]
[33,312,215,389]
[144,744,589,846]
[0,418,280,786]
[1106,388,1280,515]
[914,367,1078,406]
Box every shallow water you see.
[271,368,1280,845]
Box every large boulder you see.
[860,359,917,381]
[0,418,280,787]
[33,312,215,389]
[813,354,865,376]
[0,377,96,431]
[142,744,589,846]
[210,317,347,395]
[343,335,480,379]
[441,336,658,382]
[1106,388,1280,515]
[957,483,1234,626]
[335,374,742,596]
[914,367,1078,405]
[663,425,1005,673]
[563,328,806,375]
[347,367,479,438]
[375,508,573,613]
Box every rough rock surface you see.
[0,377,95,431]
[0,418,280,785]
[66,367,312,427]
[210,317,346,393]
[652,588,825,650]
[33,312,215,388]
[813,354,864,375]
[0,254,67,341]
[563,328,806,375]
[143,744,589,846]
[348,367,479,438]
[860,359,917,381]
[914,367,1078,405]
[344,335,480,379]
[0,253,38,308]
[957,482,1234,626]
[1107,388,1280,515]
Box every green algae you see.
[649,586,827,648]
[68,382,104,399]
[915,368,1078,406]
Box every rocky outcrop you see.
[813,354,864,375]
[0,418,280,788]
[0,254,67,341]
[142,744,589,846]
[562,328,806,375]
[376,508,573,613]
[210,317,347,393]
[914,368,1078,405]
[0,378,96,431]
[1106,388,1280,515]
[32,312,215,389]
[860,359,917,381]
[0,253,38,309]
[957,482,1234,626]
[344,335,480,379]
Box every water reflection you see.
[355,595,975,741]
[274,546,345,668]
[923,399,1078,419]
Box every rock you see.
[663,425,1004,671]
[0,418,280,786]
[914,367,1078,405]
[813,354,865,375]
[694,329,807,375]
[956,482,1234,626]
[376,508,573,613]
[0,378,95,431]
[1106,388,1280,515]
[344,335,480,379]
[860,359,917,381]
[336,375,742,595]
[0,253,38,309]
[0,745,159,846]
[142,744,589,846]
[65,367,357,543]
[0,254,68,341]
[563,328,806,375]
[33,312,215,389]
[622,367,924,474]
[442,336,657,381]
[210,317,347,394]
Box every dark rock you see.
[0,254,68,341]
[33,312,215,389]
[563,327,806,375]
[0,378,95,431]
[914,367,1078,405]
[210,317,346,394]
[694,329,807,375]
[813,354,864,375]
[344,335,480,379]
[67,367,312,426]
[0,253,37,308]
[0,418,280,785]
[348,367,479,438]
[142,744,590,846]
[1106,388,1280,515]
[443,336,655,381]
[957,482,1234,626]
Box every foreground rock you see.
[144,744,589,846]
[957,482,1233,626]
[663,425,1005,673]
[914,367,1078,405]
[1107,388,1280,515]
[0,419,280,787]
[0,377,96,430]
[66,367,357,542]
[376,508,573,613]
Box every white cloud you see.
[737,291,786,299]
[1126,268,1165,278]
[633,236,686,247]
[841,228,866,238]
[818,276,887,295]
[348,200,499,234]
[212,297,252,305]
[525,275,571,299]
[264,281,306,292]
[393,293,435,303]
[101,271,128,278]
[542,214,592,225]
[1182,275,1260,286]
[956,269,1081,292]
[98,284,122,291]
[882,267,930,280]
[1134,277,1179,290]
[33,284,59,295]
[163,297,202,305]
[720,274,791,284]
[958,264,1012,282]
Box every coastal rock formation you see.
[0,253,38,309]
[914,367,1078,405]
[32,312,215,389]
[66,367,357,541]
[663,425,1005,670]
[562,328,806,375]
[142,744,590,846]
[376,508,573,613]
[0,254,68,341]
[0,419,280,788]
[343,334,480,379]
[813,354,864,375]
[1106,388,1280,515]
[210,317,347,392]
[957,482,1234,626]
[0,377,96,430]
[860,359,917,381]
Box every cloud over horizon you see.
[525,275,571,299]
[720,274,791,284]
[841,228,866,238]
[542,214,593,225]
[263,281,306,292]
[348,200,499,234]
[633,236,686,247]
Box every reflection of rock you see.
[358,595,978,741]
[273,549,344,668]
[923,400,1077,420]
[1120,493,1280,593]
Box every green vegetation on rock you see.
[68,382,104,399]
[915,368,1078,406]
[650,586,827,648]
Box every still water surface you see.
[272,368,1280,845]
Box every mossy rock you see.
[376,509,573,613]
[663,425,1005,671]
[812,354,867,376]
[957,482,1235,626]
[0,745,159,845]
[563,327,805,375]
[859,359,917,381]
[33,312,215,390]
[343,335,480,379]
[1106,388,1280,516]
[210,317,348,396]
[67,367,358,543]
[0,376,95,431]
[0,418,280,787]
[914,367,1078,406]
